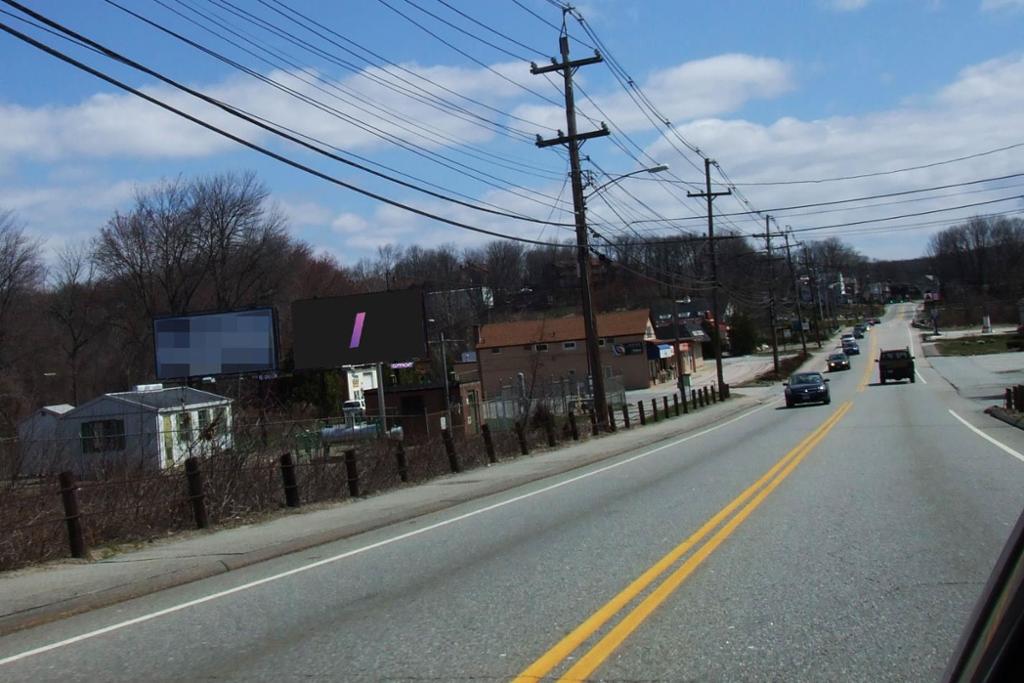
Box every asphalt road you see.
[2,303,1024,682]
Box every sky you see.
[1,0,1024,266]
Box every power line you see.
[626,171,1024,225]
[12,0,579,228]
[237,0,550,138]
[433,0,548,59]
[108,0,575,215]
[786,194,1024,234]
[372,0,564,106]
[701,141,1024,187]
[0,14,581,248]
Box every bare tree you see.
[94,177,203,317]
[191,171,290,310]
[0,210,45,369]
[48,243,107,404]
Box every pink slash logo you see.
[349,311,366,348]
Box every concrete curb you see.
[985,406,1024,431]
[0,394,764,637]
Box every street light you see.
[585,164,669,198]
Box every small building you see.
[17,385,233,477]
[364,379,482,441]
[475,309,657,398]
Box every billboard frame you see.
[151,305,281,382]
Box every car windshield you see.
[829,354,846,361]
[791,373,823,384]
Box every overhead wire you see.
[372,0,565,107]
[110,0,576,215]
[0,11,585,248]
[13,0,579,227]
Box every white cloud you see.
[513,54,794,133]
[826,0,871,10]
[981,0,1024,10]
[637,55,1024,257]
[0,61,540,165]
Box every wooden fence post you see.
[58,471,88,559]
[481,423,497,463]
[344,448,360,497]
[184,457,209,529]
[279,452,300,508]
[442,429,462,473]
[394,442,409,482]
[515,421,529,455]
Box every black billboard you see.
[153,307,278,380]
[291,290,427,370]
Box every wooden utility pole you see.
[783,231,809,355]
[766,216,780,375]
[688,158,732,398]
[532,32,611,429]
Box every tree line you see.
[1,170,886,434]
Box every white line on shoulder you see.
[948,409,1024,464]
[0,400,775,666]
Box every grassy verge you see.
[741,352,810,385]
[935,333,1023,356]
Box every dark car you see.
[877,347,915,383]
[842,340,860,355]
[853,324,866,338]
[785,372,831,407]
[827,352,850,371]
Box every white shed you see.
[18,386,233,477]
[16,404,76,475]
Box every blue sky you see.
[2,0,1024,264]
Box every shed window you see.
[81,419,126,453]
[563,341,576,350]
[535,344,549,352]
[490,347,501,354]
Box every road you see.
[2,303,1024,681]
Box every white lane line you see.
[915,370,928,384]
[948,409,1024,464]
[0,401,777,666]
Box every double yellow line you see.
[514,401,853,682]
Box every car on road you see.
[784,371,831,407]
[841,333,855,343]
[869,317,882,325]
[842,340,861,355]
[853,324,866,338]
[877,347,915,383]
[827,352,850,371]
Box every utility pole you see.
[765,216,780,375]
[532,31,610,429]
[688,158,732,398]
[783,231,808,356]
[802,247,823,349]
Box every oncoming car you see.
[827,352,850,371]
[784,371,831,408]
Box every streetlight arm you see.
[585,165,669,198]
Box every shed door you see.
[162,415,174,467]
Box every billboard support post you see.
[377,363,387,433]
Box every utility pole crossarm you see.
[530,50,603,74]
[536,124,609,148]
